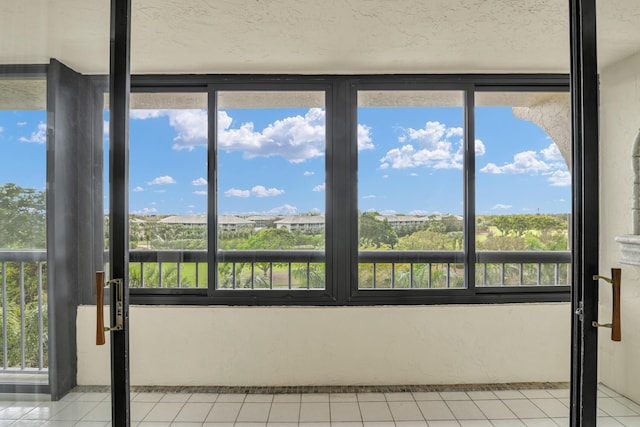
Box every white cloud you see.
[410,173,418,177]
[480,143,571,189]
[130,109,208,151]
[218,108,325,163]
[170,110,208,150]
[16,121,26,127]
[541,143,564,161]
[313,183,325,192]
[267,204,298,215]
[19,122,46,144]
[252,185,284,197]
[480,151,552,174]
[492,204,513,210]
[147,176,176,185]
[358,124,374,150]
[304,171,315,176]
[130,107,374,162]
[133,186,144,192]
[409,210,429,215]
[380,121,479,170]
[0,126,3,133]
[130,109,164,120]
[192,177,207,186]
[133,207,157,215]
[193,190,207,196]
[225,188,251,198]
[548,170,571,186]
[475,139,486,156]
[362,195,376,199]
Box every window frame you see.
[123,74,571,306]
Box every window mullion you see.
[330,79,353,304]
[464,87,477,294]
[207,86,217,296]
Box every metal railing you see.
[0,248,570,375]
[125,249,571,290]
[126,250,326,290]
[358,250,571,289]
[0,250,47,375]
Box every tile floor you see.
[0,385,638,426]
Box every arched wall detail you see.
[512,94,571,170]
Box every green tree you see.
[359,213,398,249]
[243,228,297,250]
[0,183,46,249]
[397,230,454,250]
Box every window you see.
[474,92,571,288]
[357,90,465,290]
[215,91,327,291]
[123,75,571,305]
[0,77,48,372]
[128,92,209,289]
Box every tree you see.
[359,213,398,249]
[0,183,46,249]
[243,227,297,250]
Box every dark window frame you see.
[122,74,571,305]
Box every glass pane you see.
[128,92,208,289]
[357,90,465,289]
[216,91,326,290]
[0,78,48,380]
[475,92,571,287]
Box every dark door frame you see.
[105,1,601,426]
[569,0,600,426]
[109,0,132,425]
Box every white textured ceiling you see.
[1,0,640,75]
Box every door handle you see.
[96,272,105,345]
[592,268,622,342]
[96,272,124,346]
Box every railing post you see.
[1,261,6,370]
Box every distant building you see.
[218,215,255,231]
[245,215,278,229]
[375,215,428,229]
[158,214,255,231]
[275,215,325,233]
[159,214,207,225]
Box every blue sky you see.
[0,105,571,216]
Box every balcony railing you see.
[0,248,570,376]
[0,250,48,375]
[125,249,571,290]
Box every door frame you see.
[109,0,132,425]
[105,1,602,425]
[569,0,600,426]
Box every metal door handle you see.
[96,272,124,346]
[96,272,105,345]
[592,268,622,342]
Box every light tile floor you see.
[0,385,638,426]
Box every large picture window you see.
[215,91,327,291]
[474,92,571,288]
[121,75,571,305]
[357,90,465,290]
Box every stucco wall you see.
[77,303,570,386]
[599,49,640,403]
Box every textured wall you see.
[599,49,640,404]
[77,304,570,386]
